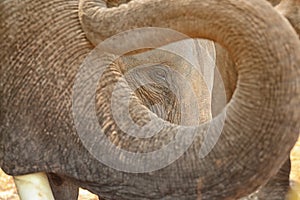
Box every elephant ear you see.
[78,0,300,199]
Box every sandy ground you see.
[291,142,300,182]
[1,140,300,200]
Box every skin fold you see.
[1,0,300,199]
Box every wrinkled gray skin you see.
[1,0,300,199]
[221,0,299,199]
[109,0,299,199]
[223,0,299,199]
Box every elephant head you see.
[1,0,300,199]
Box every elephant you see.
[79,0,300,199]
[1,0,300,199]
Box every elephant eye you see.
[150,65,168,82]
[155,69,167,80]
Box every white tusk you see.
[14,172,55,200]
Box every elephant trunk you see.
[79,0,300,198]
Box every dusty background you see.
[1,139,300,200]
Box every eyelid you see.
[150,65,167,80]
[155,68,167,77]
